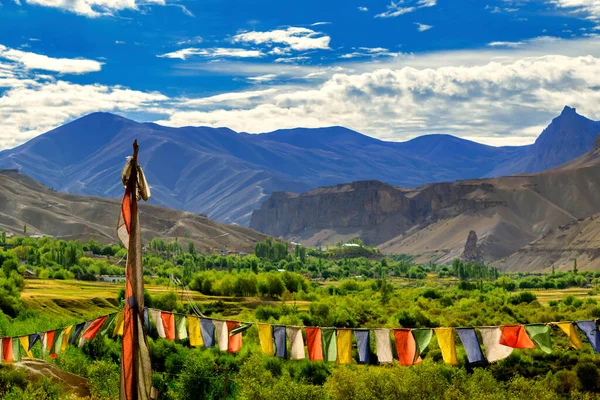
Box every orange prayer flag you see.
[161,312,176,340]
[226,321,242,353]
[2,338,14,363]
[393,329,421,366]
[499,325,535,349]
[81,316,108,342]
[305,327,324,361]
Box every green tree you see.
[23,225,26,235]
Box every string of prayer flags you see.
[287,326,305,360]
[305,327,323,361]
[575,320,600,354]
[456,328,485,364]
[321,328,337,362]
[556,322,583,349]
[188,317,203,347]
[175,316,188,341]
[226,321,242,353]
[500,325,535,349]
[149,309,166,339]
[479,327,513,363]
[273,325,287,358]
[200,318,215,348]
[525,325,552,354]
[374,328,393,363]
[435,328,458,365]
[336,329,353,364]
[161,312,176,341]
[393,329,421,366]
[354,330,370,364]
[258,324,275,356]
[19,336,33,358]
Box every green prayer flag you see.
[12,337,21,362]
[322,328,337,362]
[229,323,252,337]
[175,316,188,340]
[412,329,433,355]
[98,313,118,337]
[50,328,65,357]
[525,325,552,354]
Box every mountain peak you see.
[560,105,577,116]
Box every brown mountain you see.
[251,135,600,271]
[0,169,265,253]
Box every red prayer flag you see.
[161,312,176,341]
[82,316,108,341]
[226,321,242,353]
[499,325,535,349]
[305,327,324,361]
[117,189,132,249]
[393,329,421,366]
[2,338,14,363]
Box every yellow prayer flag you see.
[258,324,274,356]
[336,329,353,364]
[19,336,33,359]
[61,326,73,353]
[188,317,204,347]
[434,328,458,365]
[113,312,124,337]
[557,322,583,349]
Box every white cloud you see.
[24,0,166,17]
[375,3,416,18]
[311,22,331,26]
[358,6,368,11]
[487,41,525,47]
[176,36,203,45]
[115,40,125,44]
[415,22,433,31]
[549,0,600,21]
[232,27,331,51]
[340,47,403,59]
[182,89,278,106]
[0,45,103,74]
[274,56,311,63]
[417,0,436,6]
[247,74,278,82]
[157,47,264,60]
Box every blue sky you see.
[1,0,600,149]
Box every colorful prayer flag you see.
[354,330,370,364]
[525,325,552,354]
[413,329,433,355]
[70,323,85,345]
[479,327,513,362]
[287,326,305,360]
[200,318,215,347]
[176,316,188,340]
[575,320,600,353]
[273,325,287,358]
[214,320,229,351]
[80,316,107,346]
[556,322,583,349]
[374,328,393,363]
[500,325,535,349]
[3,338,14,363]
[321,328,337,362]
[258,324,274,356]
[61,325,73,353]
[28,333,40,351]
[46,330,55,357]
[393,329,421,366]
[149,309,166,339]
[50,328,65,358]
[188,317,204,347]
[113,312,124,337]
[161,312,176,341]
[336,329,353,364]
[78,322,92,348]
[98,313,117,337]
[456,328,484,364]
[19,336,33,358]
[226,321,242,353]
[435,328,458,365]
[305,327,323,361]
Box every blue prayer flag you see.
[200,318,215,348]
[273,325,287,358]
[69,322,86,346]
[28,333,40,352]
[354,330,370,364]
[457,328,485,364]
[575,320,600,353]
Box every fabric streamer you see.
[28,333,40,351]
[98,313,117,337]
[150,309,166,338]
[413,329,433,355]
[556,322,583,349]
[214,320,229,352]
[42,331,49,358]
[50,328,65,358]
[188,317,204,347]
[258,324,274,356]
[3,337,14,363]
[12,338,20,362]
[575,320,600,353]
[161,312,176,341]
[500,325,535,349]
[226,321,242,353]
[525,325,552,354]
[434,328,458,365]
[144,308,150,332]
[354,330,370,364]
[393,329,421,366]
[287,326,305,360]
[61,326,73,353]
[176,316,188,341]
[273,325,287,358]
[19,336,33,358]
[479,327,513,362]
[456,328,485,364]
[80,316,107,346]
[337,329,353,364]
[374,328,393,363]
[46,330,55,357]
[113,312,125,337]
[321,328,337,362]
[70,323,85,346]
[305,327,323,361]
[200,318,215,347]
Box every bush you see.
[575,362,600,392]
[88,360,120,399]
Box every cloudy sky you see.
[1,0,600,149]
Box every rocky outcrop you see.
[463,230,483,262]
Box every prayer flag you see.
[393,329,421,366]
[556,322,583,349]
[61,326,73,353]
[12,338,20,362]
[525,325,552,354]
[413,329,433,355]
[230,323,252,337]
[200,318,215,347]
[78,322,92,348]
[161,312,176,341]
[81,316,107,345]
[258,324,274,356]
[46,330,55,357]
[575,320,600,353]
[176,316,188,340]
[374,328,393,363]
[456,328,485,364]
[28,333,40,351]
[188,317,204,347]
[336,329,353,364]
[99,313,117,337]
[287,326,305,360]
[305,327,323,361]
[354,330,370,364]
[321,328,337,362]
[434,328,458,365]
[70,323,85,345]
[50,328,65,358]
[3,338,14,363]
[19,336,33,358]
[214,320,229,351]
[113,312,125,337]
[500,325,535,349]
[273,325,287,358]
[149,309,166,339]
[42,331,49,358]
[144,308,150,332]
[226,321,242,353]
[479,327,513,362]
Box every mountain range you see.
[0,106,598,226]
